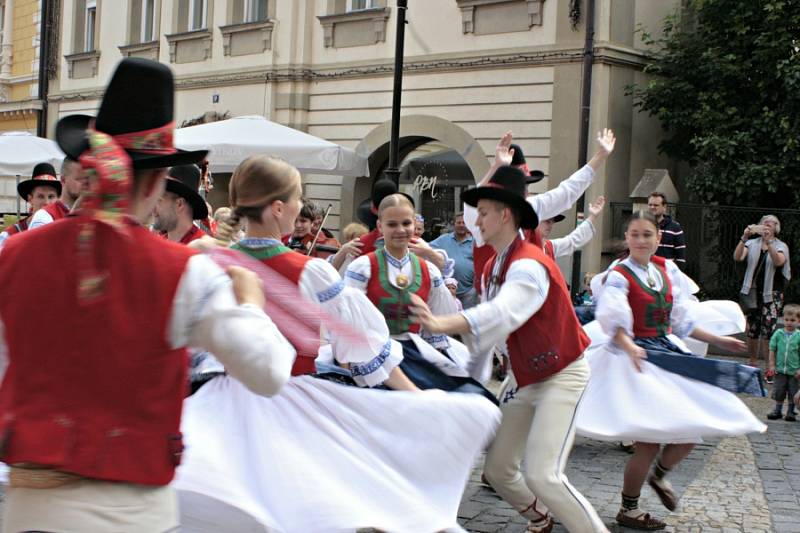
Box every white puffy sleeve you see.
[665,260,697,337]
[422,261,458,350]
[596,269,634,338]
[299,258,403,388]
[343,254,372,292]
[460,258,549,356]
[550,220,596,258]
[170,254,295,397]
[528,165,594,221]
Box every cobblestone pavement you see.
[458,376,798,533]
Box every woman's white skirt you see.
[175,375,500,533]
[575,344,766,444]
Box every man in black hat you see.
[0,162,61,246]
[0,57,294,532]
[153,164,209,244]
[411,165,608,533]
[27,158,90,229]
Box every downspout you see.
[36,0,50,137]
[570,0,595,297]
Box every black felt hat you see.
[510,143,526,167]
[356,178,415,228]
[167,164,208,220]
[526,169,545,185]
[17,162,62,199]
[461,166,538,229]
[55,58,208,170]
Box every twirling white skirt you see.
[175,375,500,533]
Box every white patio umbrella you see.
[174,115,369,176]
[0,131,65,176]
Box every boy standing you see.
[768,304,800,421]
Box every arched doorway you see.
[341,115,488,229]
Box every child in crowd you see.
[768,304,800,421]
[444,278,463,312]
[343,221,369,242]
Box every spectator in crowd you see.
[444,277,463,312]
[430,212,476,308]
[329,222,369,273]
[27,158,90,229]
[414,214,425,238]
[648,192,686,269]
[0,163,61,247]
[767,304,800,421]
[735,215,791,368]
[152,164,208,244]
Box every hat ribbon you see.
[31,174,58,181]
[111,120,177,154]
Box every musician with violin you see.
[284,197,340,259]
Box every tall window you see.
[188,0,207,31]
[85,0,97,51]
[244,0,267,22]
[346,0,374,12]
[141,0,155,41]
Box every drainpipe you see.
[570,0,595,297]
[36,0,50,138]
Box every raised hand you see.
[596,128,616,156]
[588,196,606,217]
[494,131,515,167]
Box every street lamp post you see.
[383,0,408,186]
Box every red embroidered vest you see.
[232,242,317,376]
[0,217,194,485]
[365,248,431,335]
[485,237,590,388]
[613,256,673,338]
[359,228,383,255]
[5,216,30,236]
[474,228,543,294]
[41,200,70,221]
[179,224,206,245]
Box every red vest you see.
[474,228,543,294]
[179,224,206,245]
[0,217,195,485]
[359,228,383,255]
[365,248,431,335]
[232,242,317,376]
[485,237,590,388]
[41,200,71,221]
[543,239,555,259]
[613,256,673,338]
[5,216,30,236]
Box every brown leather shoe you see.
[648,475,678,511]
[616,509,666,530]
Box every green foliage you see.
[632,0,800,208]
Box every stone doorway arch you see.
[340,115,488,227]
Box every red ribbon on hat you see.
[32,174,58,181]
[112,121,177,155]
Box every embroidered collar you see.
[383,247,410,269]
[238,237,282,248]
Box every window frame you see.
[140,0,156,42]
[84,0,97,52]
[187,0,207,31]
[346,0,375,13]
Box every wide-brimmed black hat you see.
[461,166,538,229]
[510,144,526,167]
[55,58,208,170]
[526,169,545,185]
[356,178,415,229]
[17,162,62,199]
[167,164,208,220]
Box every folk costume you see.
[465,164,596,294]
[283,230,341,259]
[0,58,296,533]
[163,164,209,245]
[576,256,766,444]
[0,162,62,247]
[458,166,607,533]
[541,213,596,260]
[346,245,495,399]
[27,198,71,230]
[175,238,501,533]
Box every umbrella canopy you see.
[0,132,65,176]
[174,115,369,176]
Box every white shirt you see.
[464,164,595,246]
[0,254,296,398]
[345,248,457,351]
[549,219,596,257]
[28,207,56,230]
[460,241,550,357]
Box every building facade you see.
[46,0,682,277]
